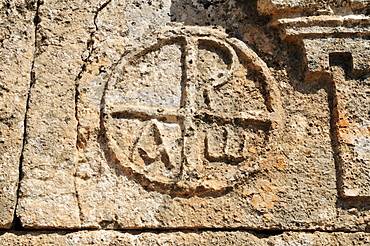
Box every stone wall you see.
[1,0,370,244]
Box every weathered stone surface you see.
[0,230,370,245]
[10,0,370,235]
[75,22,285,229]
[17,0,100,228]
[332,68,370,198]
[0,0,35,228]
[258,0,370,17]
[260,0,370,199]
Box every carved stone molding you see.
[258,0,370,198]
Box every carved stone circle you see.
[103,26,282,195]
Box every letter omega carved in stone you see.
[103,27,281,196]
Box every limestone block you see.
[75,21,287,229]
[0,0,35,228]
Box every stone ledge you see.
[0,230,370,245]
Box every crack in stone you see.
[13,0,43,230]
[73,0,113,228]
[94,0,113,31]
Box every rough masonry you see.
[0,0,369,244]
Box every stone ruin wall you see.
[0,0,370,244]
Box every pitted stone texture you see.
[14,0,370,232]
[73,15,350,230]
[331,68,370,198]
[0,231,370,245]
[75,23,286,229]
[275,15,370,37]
[17,0,102,228]
[0,0,35,228]
[71,1,361,230]
[270,15,370,72]
[258,0,370,16]
[301,37,370,72]
[260,0,370,199]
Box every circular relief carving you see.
[103,27,281,196]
